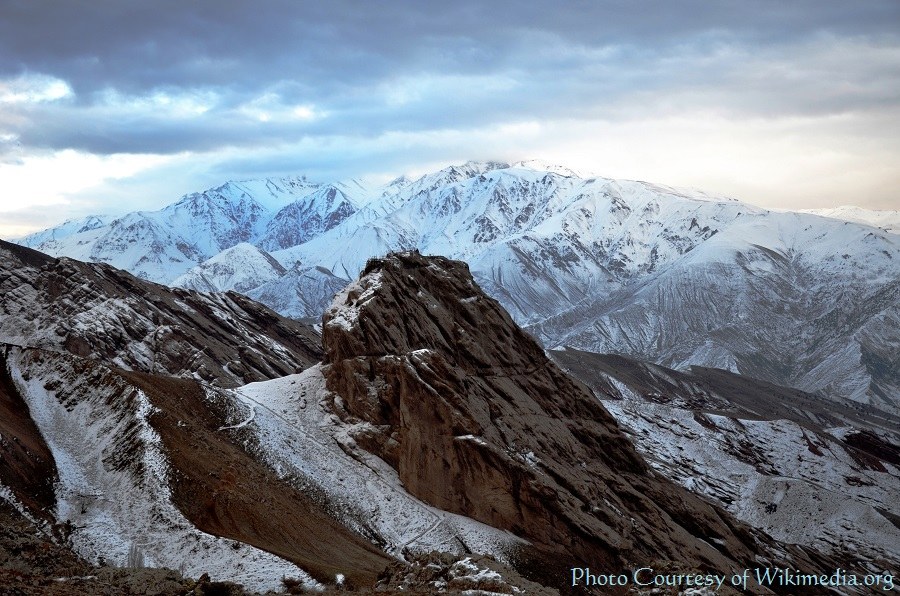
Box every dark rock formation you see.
[321,251,829,589]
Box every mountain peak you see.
[431,160,511,181]
[320,250,820,580]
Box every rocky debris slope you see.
[321,251,832,589]
[552,348,900,571]
[373,552,557,595]
[0,240,320,387]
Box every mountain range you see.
[5,241,874,593]
[18,161,899,416]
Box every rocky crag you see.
[321,251,837,590]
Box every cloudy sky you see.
[1,0,898,237]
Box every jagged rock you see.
[321,251,827,588]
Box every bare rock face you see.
[321,252,823,587]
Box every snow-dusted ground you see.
[602,393,900,565]
[230,366,525,562]
[4,348,317,592]
[794,206,900,235]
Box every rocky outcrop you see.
[321,251,827,588]
[0,239,320,387]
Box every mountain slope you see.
[532,212,900,413]
[551,348,900,568]
[0,239,321,387]
[4,345,321,591]
[257,182,362,251]
[796,206,900,234]
[172,242,287,294]
[14,163,900,411]
[246,264,350,322]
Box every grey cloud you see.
[3,1,897,93]
[0,0,898,161]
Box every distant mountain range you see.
[17,161,900,414]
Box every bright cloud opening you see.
[0,150,177,237]
[0,74,73,104]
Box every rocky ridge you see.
[321,251,836,588]
[0,239,321,387]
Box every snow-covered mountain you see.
[172,242,287,294]
[529,211,900,413]
[257,182,363,251]
[246,264,349,323]
[18,176,359,284]
[16,162,900,412]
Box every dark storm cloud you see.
[3,1,897,92]
[1,0,898,159]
